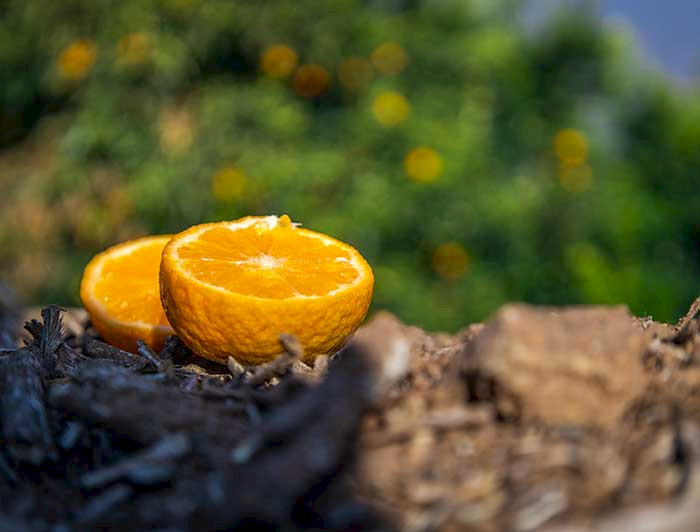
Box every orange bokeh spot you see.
[404,147,444,182]
[260,44,298,79]
[293,64,331,99]
[57,40,98,82]
[372,90,410,127]
[371,42,408,76]
[338,56,374,92]
[433,243,470,280]
[554,129,588,166]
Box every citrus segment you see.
[80,235,174,353]
[160,215,374,365]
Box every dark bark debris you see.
[2,297,700,531]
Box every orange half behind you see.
[80,235,175,353]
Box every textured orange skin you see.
[84,312,172,354]
[159,218,374,365]
[80,236,175,354]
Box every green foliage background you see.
[1,0,699,330]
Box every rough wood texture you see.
[464,304,650,428]
[0,283,19,349]
[2,297,700,531]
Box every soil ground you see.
[1,295,700,531]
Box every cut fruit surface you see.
[160,215,374,365]
[80,235,174,353]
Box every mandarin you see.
[80,235,174,353]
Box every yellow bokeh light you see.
[260,44,298,79]
[370,42,408,76]
[404,147,444,182]
[432,243,470,280]
[559,163,593,193]
[57,40,98,82]
[554,129,588,166]
[293,64,331,98]
[372,91,410,127]
[212,166,247,202]
[338,56,374,92]
[117,33,152,66]
[158,107,194,156]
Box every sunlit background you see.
[1,0,699,331]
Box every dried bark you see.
[353,302,700,531]
[463,304,650,428]
[3,297,700,531]
[0,305,387,530]
[0,283,19,349]
[0,345,55,464]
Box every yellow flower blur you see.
[57,40,98,82]
[404,147,444,182]
[338,56,374,92]
[554,129,588,166]
[212,166,247,202]
[260,45,298,79]
[117,33,152,65]
[293,64,331,98]
[433,243,470,280]
[372,91,410,127]
[370,42,408,76]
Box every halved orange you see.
[80,235,175,353]
[160,215,374,365]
